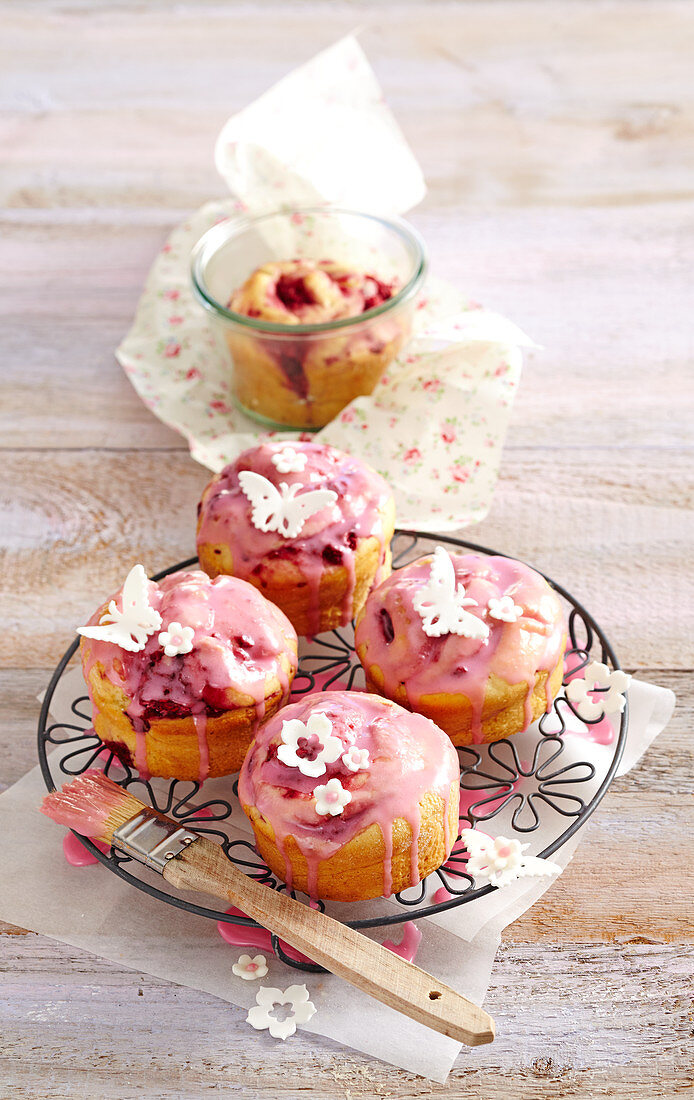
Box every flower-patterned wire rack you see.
[37,532,628,973]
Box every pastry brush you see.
[41,770,495,1047]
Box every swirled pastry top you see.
[238,690,459,893]
[80,569,297,719]
[196,441,393,572]
[229,259,396,326]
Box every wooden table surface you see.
[2,2,692,1097]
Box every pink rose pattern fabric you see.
[116,199,530,532]
[115,37,531,531]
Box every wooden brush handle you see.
[163,834,494,1047]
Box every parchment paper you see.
[0,669,674,1081]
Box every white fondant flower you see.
[413,547,490,641]
[314,777,352,817]
[246,984,316,1040]
[565,661,631,721]
[341,746,370,773]
[77,564,162,653]
[238,471,337,539]
[271,446,308,474]
[487,595,523,623]
[158,621,195,657]
[277,713,343,778]
[232,953,268,981]
[461,829,561,888]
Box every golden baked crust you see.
[196,442,397,637]
[227,322,407,430]
[198,496,396,636]
[226,258,410,430]
[354,551,568,746]
[361,656,565,747]
[82,640,297,780]
[243,782,460,902]
[78,569,298,781]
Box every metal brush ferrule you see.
[112,809,199,873]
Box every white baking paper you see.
[0,668,674,1081]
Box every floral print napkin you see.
[116,36,532,530]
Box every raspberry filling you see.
[231,260,398,398]
[276,274,317,312]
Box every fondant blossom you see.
[77,564,162,653]
[460,828,561,888]
[271,447,308,474]
[246,984,316,1040]
[565,661,631,721]
[238,471,337,539]
[487,595,523,623]
[414,547,490,641]
[341,746,370,773]
[232,953,268,981]
[158,621,195,657]
[278,713,343,778]
[314,777,352,817]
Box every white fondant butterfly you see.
[460,828,562,888]
[238,471,337,539]
[413,547,490,640]
[77,564,162,653]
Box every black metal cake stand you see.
[38,532,627,972]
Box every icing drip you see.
[62,833,109,866]
[218,907,420,965]
[356,553,566,743]
[381,922,422,964]
[193,712,210,782]
[81,570,297,776]
[238,691,459,899]
[197,442,392,634]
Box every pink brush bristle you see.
[40,770,145,844]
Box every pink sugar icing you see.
[196,442,393,635]
[355,553,566,744]
[81,570,297,781]
[217,907,421,965]
[62,833,109,866]
[238,690,460,899]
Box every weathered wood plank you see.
[1,936,691,1098]
[1,204,692,451]
[1,448,691,668]
[2,2,694,212]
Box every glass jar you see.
[191,207,427,430]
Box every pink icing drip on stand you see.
[192,712,210,782]
[62,833,110,867]
[380,922,422,963]
[562,659,616,745]
[218,906,421,966]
